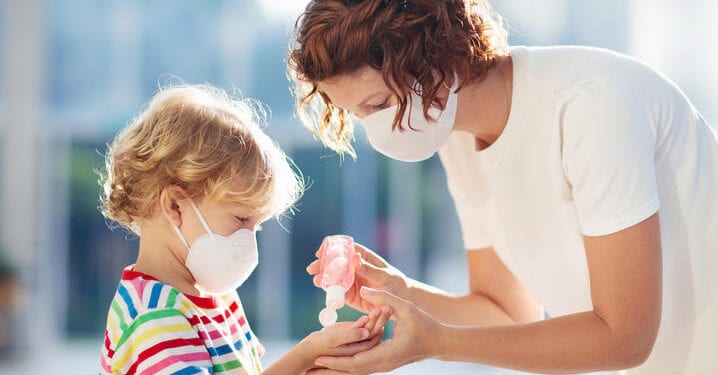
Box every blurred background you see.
[0,0,716,373]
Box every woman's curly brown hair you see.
[288,0,508,157]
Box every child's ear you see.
[160,185,188,227]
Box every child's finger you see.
[312,274,321,287]
[349,315,369,329]
[370,306,394,337]
[332,326,369,347]
[330,334,381,357]
[363,308,381,334]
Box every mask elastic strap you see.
[173,226,191,250]
[172,200,214,249]
[439,71,460,118]
[189,200,214,235]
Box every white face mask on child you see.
[173,200,259,295]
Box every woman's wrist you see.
[401,277,420,302]
[428,322,454,361]
[402,277,446,308]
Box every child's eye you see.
[235,216,250,223]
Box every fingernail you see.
[360,286,376,295]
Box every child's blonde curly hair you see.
[99,84,304,234]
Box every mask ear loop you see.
[172,199,215,249]
[436,72,460,121]
[445,71,460,105]
[173,226,191,250]
[444,72,458,92]
[188,200,214,235]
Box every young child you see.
[98,84,390,374]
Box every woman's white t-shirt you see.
[438,46,718,374]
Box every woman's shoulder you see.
[514,45,656,77]
[512,44,634,62]
[512,45,684,108]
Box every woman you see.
[288,0,718,374]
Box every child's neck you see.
[134,223,205,297]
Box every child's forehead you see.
[209,197,256,211]
[216,197,272,219]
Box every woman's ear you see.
[160,185,188,227]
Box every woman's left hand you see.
[306,287,445,375]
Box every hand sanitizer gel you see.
[317,235,356,327]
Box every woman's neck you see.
[453,55,513,150]
[134,220,204,297]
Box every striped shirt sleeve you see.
[109,308,212,374]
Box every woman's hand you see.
[307,242,410,314]
[306,287,445,375]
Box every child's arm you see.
[262,307,393,375]
[107,309,213,374]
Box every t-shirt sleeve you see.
[110,308,212,374]
[449,187,494,250]
[560,79,660,236]
[236,296,265,362]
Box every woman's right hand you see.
[307,242,410,314]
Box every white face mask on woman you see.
[359,77,459,162]
[173,200,259,295]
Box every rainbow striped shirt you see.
[100,266,263,374]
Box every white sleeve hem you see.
[580,198,660,236]
[465,245,493,251]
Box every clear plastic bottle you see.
[317,235,356,327]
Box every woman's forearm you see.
[404,279,525,326]
[433,311,653,373]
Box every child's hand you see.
[362,305,393,339]
[336,305,393,356]
[299,306,393,374]
[302,319,371,358]
[300,306,393,359]
[265,309,392,375]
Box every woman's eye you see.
[371,97,390,110]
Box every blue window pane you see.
[48,0,113,112]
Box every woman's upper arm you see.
[466,247,543,323]
[583,212,662,356]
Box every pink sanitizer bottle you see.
[317,235,356,327]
